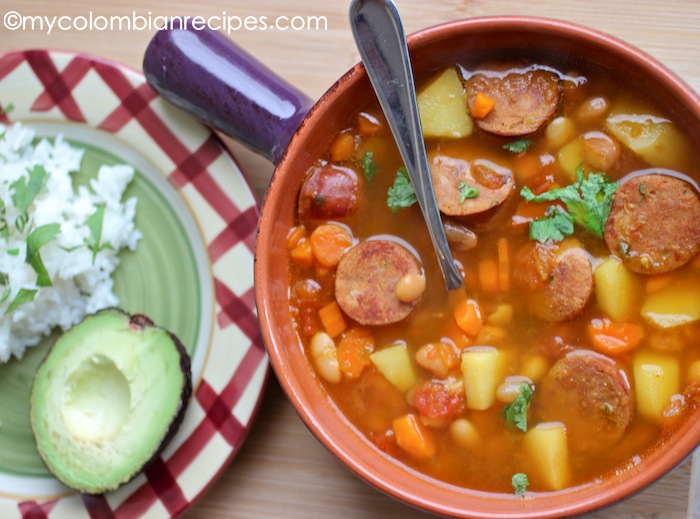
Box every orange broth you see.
[287,62,700,494]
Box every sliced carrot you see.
[471,92,496,119]
[287,225,307,249]
[329,132,355,162]
[309,223,353,268]
[478,258,499,294]
[318,301,347,339]
[337,327,375,379]
[587,318,645,356]
[497,238,510,292]
[454,299,483,337]
[357,112,382,137]
[290,238,314,268]
[392,413,436,460]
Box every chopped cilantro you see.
[458,182,479,203]
[5,288,38,314]
[0,103,14,116]
[363,151,377,182]
[26,223,60,287]
[528,205,574,243]
[501,382,533,432]
[85,204,112,264]
[387,167,417,213]
[503,138,532,154]
[520,167,619,242]
[512,473,529,496]
[6,248,18,256]
[11,165,48,215]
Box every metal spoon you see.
[349,0,464,290]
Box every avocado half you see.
[30,308,192,494]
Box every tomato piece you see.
[413,379,464,421]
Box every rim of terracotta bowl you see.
[255,15,700,519]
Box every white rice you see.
[0,122,141,362]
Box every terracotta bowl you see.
[144,16,700,518]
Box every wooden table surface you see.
[4,1,700,517]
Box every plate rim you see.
[0,47,270,518]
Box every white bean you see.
[545,116,576,149]
[395,273,426,303]
[496,375,534,404]
[576,95,610,123]
[449,418,480,449]
[310,331,341,383]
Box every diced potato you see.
[523,422,571,491]
[487,304,513,326]
[557,138,584,182]
[605,99,693,170]
[633,351,680,422]
[370,342,416,392]
[417,68,474,139]
[594,256,643,321]
[641,280,700,328]
[688,360,700,385]
[461,346,502,410]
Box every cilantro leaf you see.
[503,138,532,154]
[520,168,619,242]
[458,182,479,203]
[529,205,574,243]
[85,204,112,264]
[387,167,417,213]
[5,288,38,314]
[26,223,60,287]
[363,151,377,182]
[0,103,14,116]
[11,165,48,215]
[501,382,533,432]
[512,473,529,496]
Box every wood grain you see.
[3,1,700,517]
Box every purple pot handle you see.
[143,23,314,165]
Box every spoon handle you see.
[350,0,463,290]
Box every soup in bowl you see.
[259,18,700,517]
[146,15,700,518]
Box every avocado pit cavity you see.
[63,355,131,442]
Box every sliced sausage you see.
[298,164,359,222]
[335,240,422,326]
[515,243,593,322]
[430,156,514,217]
[465,69,561,136]
[604,173,700,274]
[533,350,633,452]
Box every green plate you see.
[0,50,268,518]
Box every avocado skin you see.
[126,310,193,480]
[30,307,193,494]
